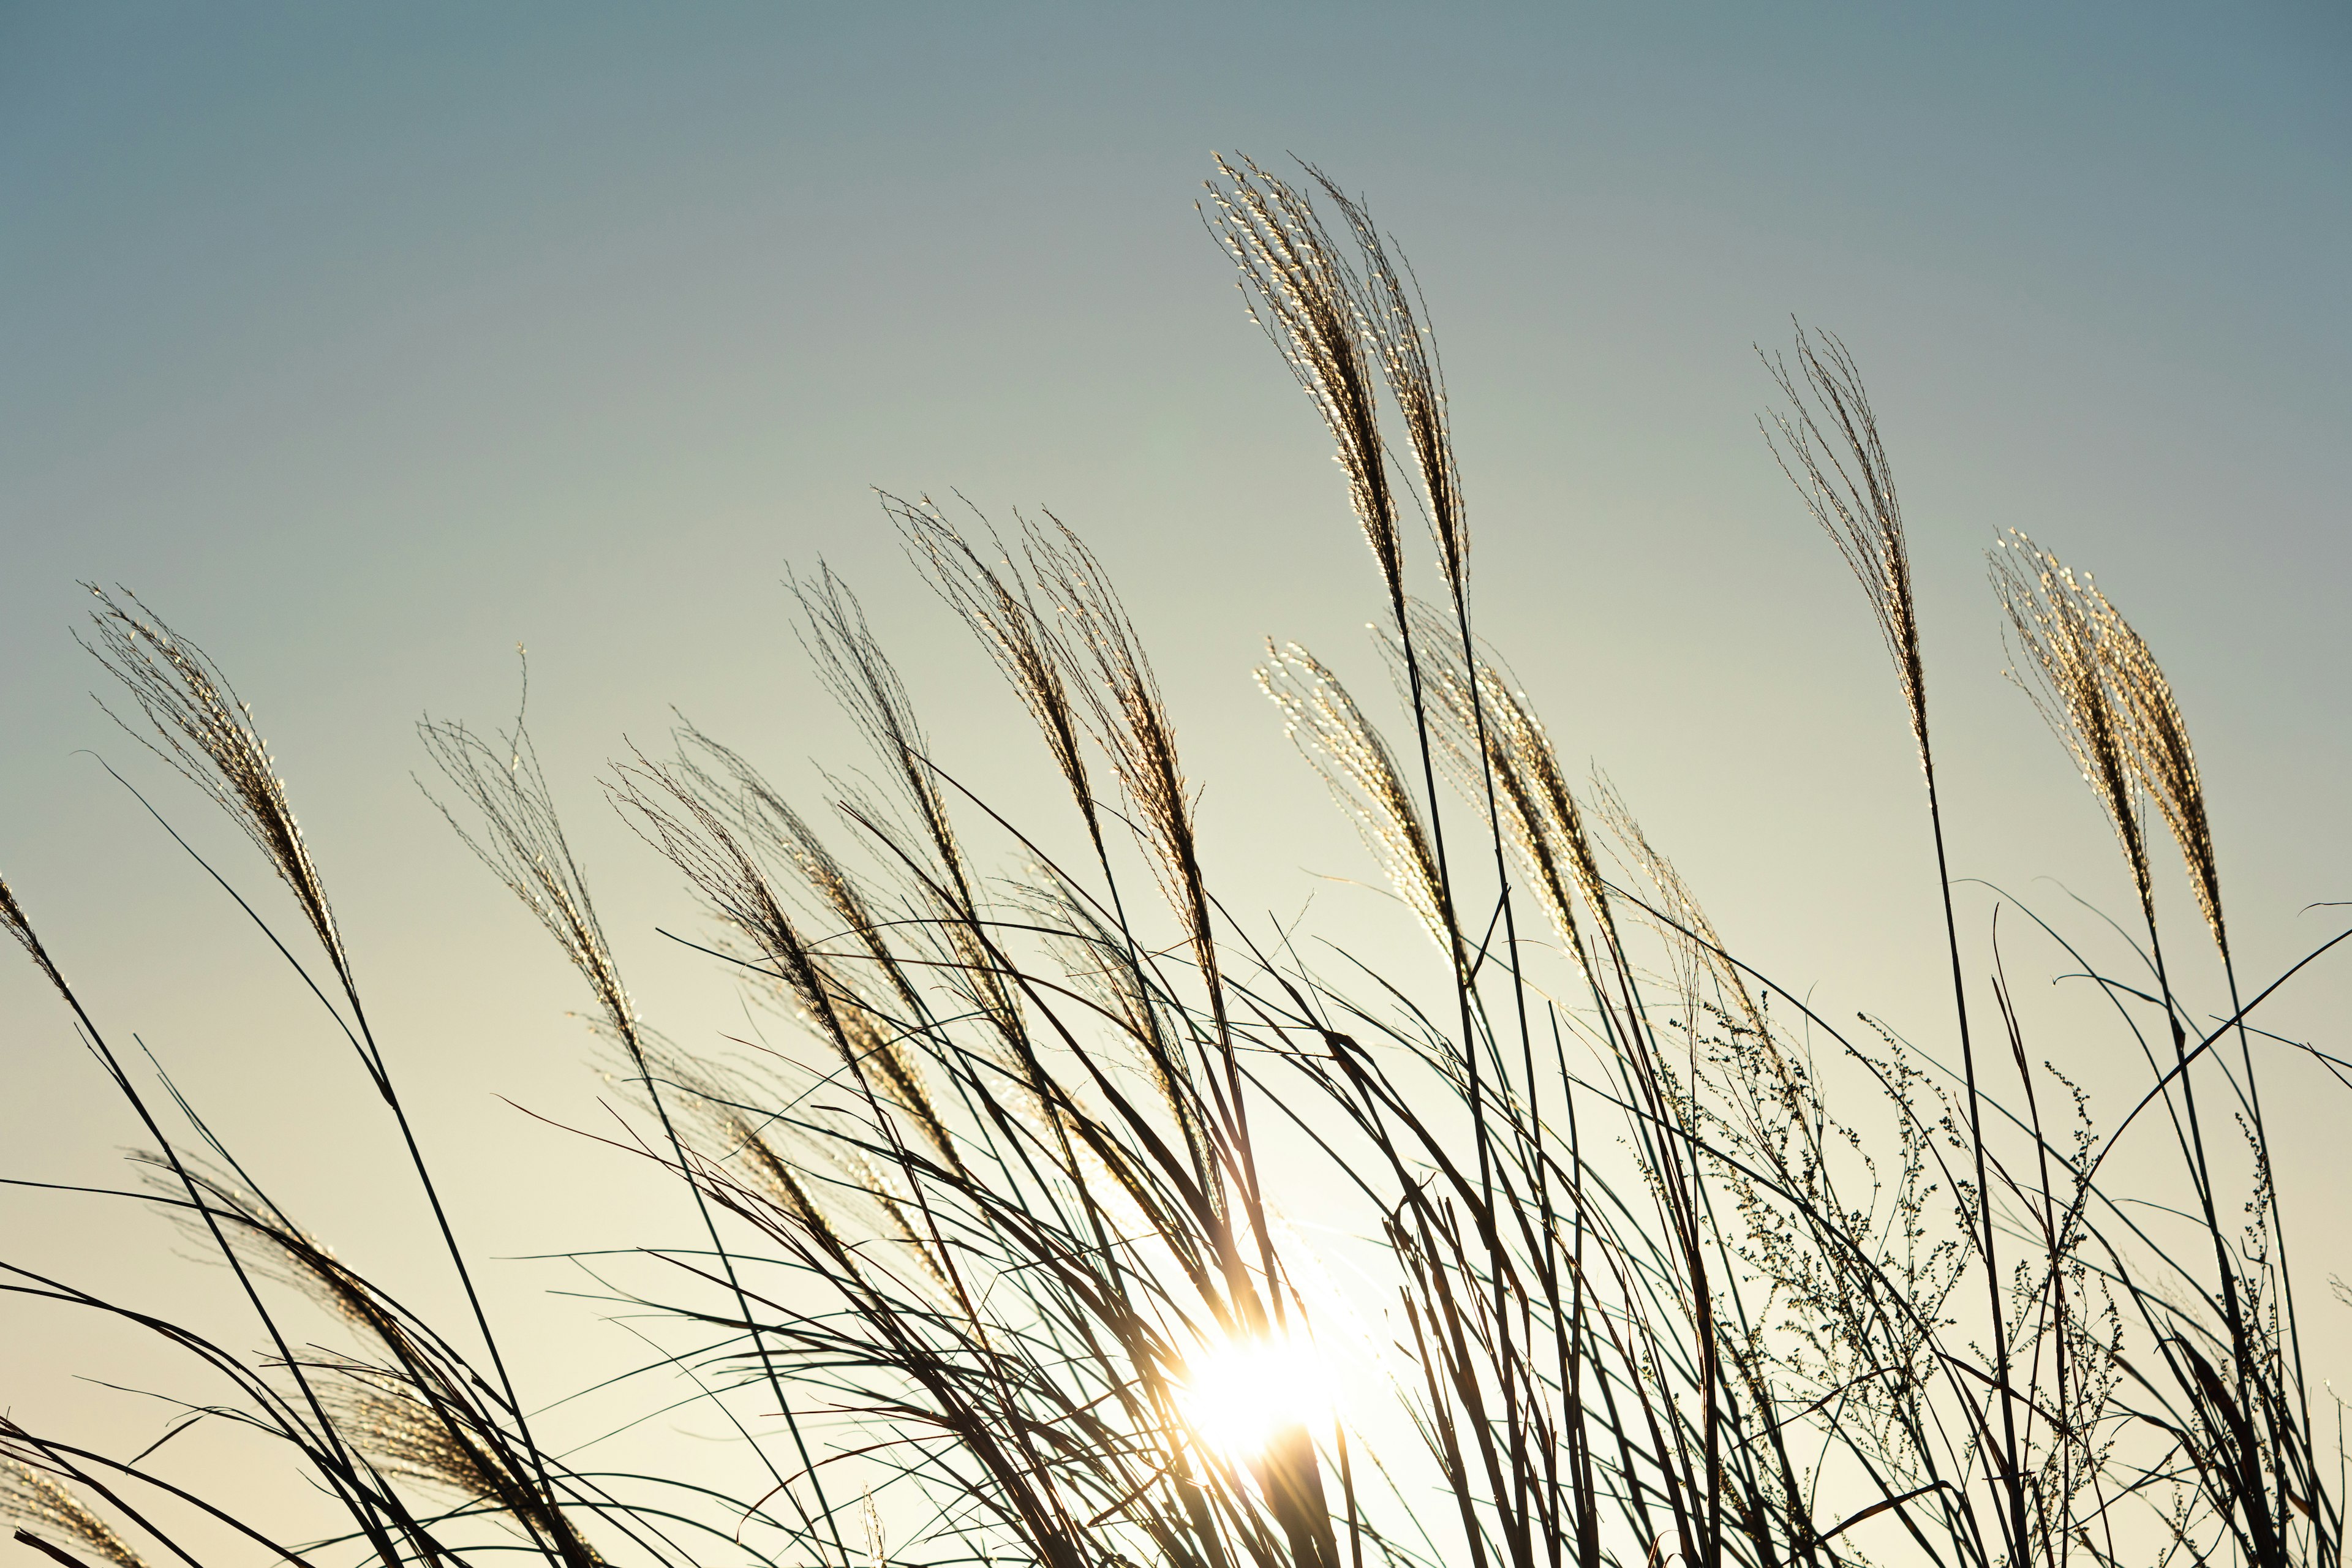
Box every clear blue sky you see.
[4,0,2346,1540]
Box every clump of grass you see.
[4,157,2346,1568]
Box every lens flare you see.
[1174,1331,1334,1460]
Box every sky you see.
[3,0,2348,1551]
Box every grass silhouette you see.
[4,157,2345,1568]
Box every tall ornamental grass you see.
[6,158,2343,1568]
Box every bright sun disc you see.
[1175,1332,1335,1460]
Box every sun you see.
[1173,1330,1336,1461]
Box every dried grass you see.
[2,159,2340,1568]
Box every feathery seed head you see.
[893,493,1097,836]
[2102,590,2226,956]
[1761,329,1926,761]
[1205,155,1403,612]
[1,1458,151,1568]
[0,875,68,1001]
[1030,519,1215,971]
[420,699,636,1046]
[1298,166,1468,601]
[1381,601,1616,977]
[1991,531,2225,953]
[81,587,349,982]
[1991,532,2155,924]
[1257,641,1447,952]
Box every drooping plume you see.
[1762,329,1926,761]
[1257,640,1447,951]
[81,587,351,989]
[1991,532,2154,924]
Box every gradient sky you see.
[4,1,2348,1544]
